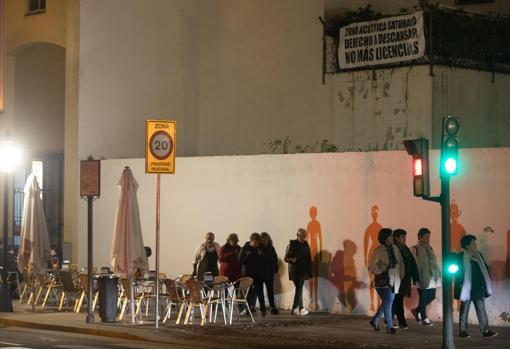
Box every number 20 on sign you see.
[145,120,176,174]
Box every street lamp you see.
[0,135,22,312]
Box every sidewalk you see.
[0,303,508,349]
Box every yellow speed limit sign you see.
[145,120,176,174]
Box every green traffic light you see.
[447,263,459,274]
[444,157,457,174]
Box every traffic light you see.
[441,116,460,177]
[445,253,460,275]
[403,138,430,197]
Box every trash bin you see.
[96,275,118,323]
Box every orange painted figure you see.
[363,205,382,312]
[306,206,323,311]
[450,201,466,252]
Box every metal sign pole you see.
[155,173,160,329]
[86,195,94,323]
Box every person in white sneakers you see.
[284,228,312,316]
[454,234,498,339]
[411,228,441,326]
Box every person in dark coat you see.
[284,228,312,316]
[261,232,279,314]
[454,234,498,338]
[239,233,265,315]
[219,233,242,282]
[391,229,420,329]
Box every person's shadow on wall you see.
[329,240,366,314]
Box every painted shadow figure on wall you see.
[329,239,365,314]
[306,206,323,311]
[363,205,382,312]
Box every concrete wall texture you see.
[78,149,510,325]
[77,0,510,159]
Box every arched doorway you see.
[9,42,65,258]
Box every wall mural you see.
[306,206,323,311]
[84,151,510,325]
[363,205,382,312]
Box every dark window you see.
[456,0,495,4]
[26,0,46,16]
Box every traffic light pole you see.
[440,176,455,349]
[421,179,455,349]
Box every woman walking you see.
[261,232,279,314]
[368,228,404,334]
[284,228,312,316]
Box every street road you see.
[0,327,199,349]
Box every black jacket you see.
[261,244,279,280]
[453,251,491,300]
[394,241,420,297]
[284,239,312,281]
[239,242,264,279]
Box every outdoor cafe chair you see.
[39,272,62,309]
[75,272,99,313]
[227,277,254,324]
[19,268,33,304]
[58,270,82,311]
[182,279,212,326]
[138,272,166,317]
[208,275,229,324]
[118,277,144,321]
[33,272,61,309]
[7,271,21,298]
[162,278,187,324]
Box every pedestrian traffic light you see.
[441,116,460,177]
[445,253,460,275]
[403,138,430,197]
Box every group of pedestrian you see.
[192,231,280,316]
[368,227,498,338]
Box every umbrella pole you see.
[31,271,35,312]
[130,275,135,323]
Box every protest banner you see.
[339,12,425,69]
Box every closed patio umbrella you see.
[110,167,147,322]
[18,174,50,275]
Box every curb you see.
[0,318,220,349]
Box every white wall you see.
[324,0,510,15]
[432,66,510,148]
[78,0,331,158]
[78,149,510,325]
[330,65,432,151]
[79,0,199,158]
[14,43,65,155]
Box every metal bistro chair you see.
[19,268,34,304]
[208,275,229,324]
[139,272,166,317]
[118,278,144,321]
[162,278,187,324]
[227,277,254,324]
[58,270,82,311]
[182,279,212,326]
[75,272,99,313]
[39,272,62,309]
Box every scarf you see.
[460,251,493,301]
[414,241,440,288]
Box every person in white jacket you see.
[368,228,405,334]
